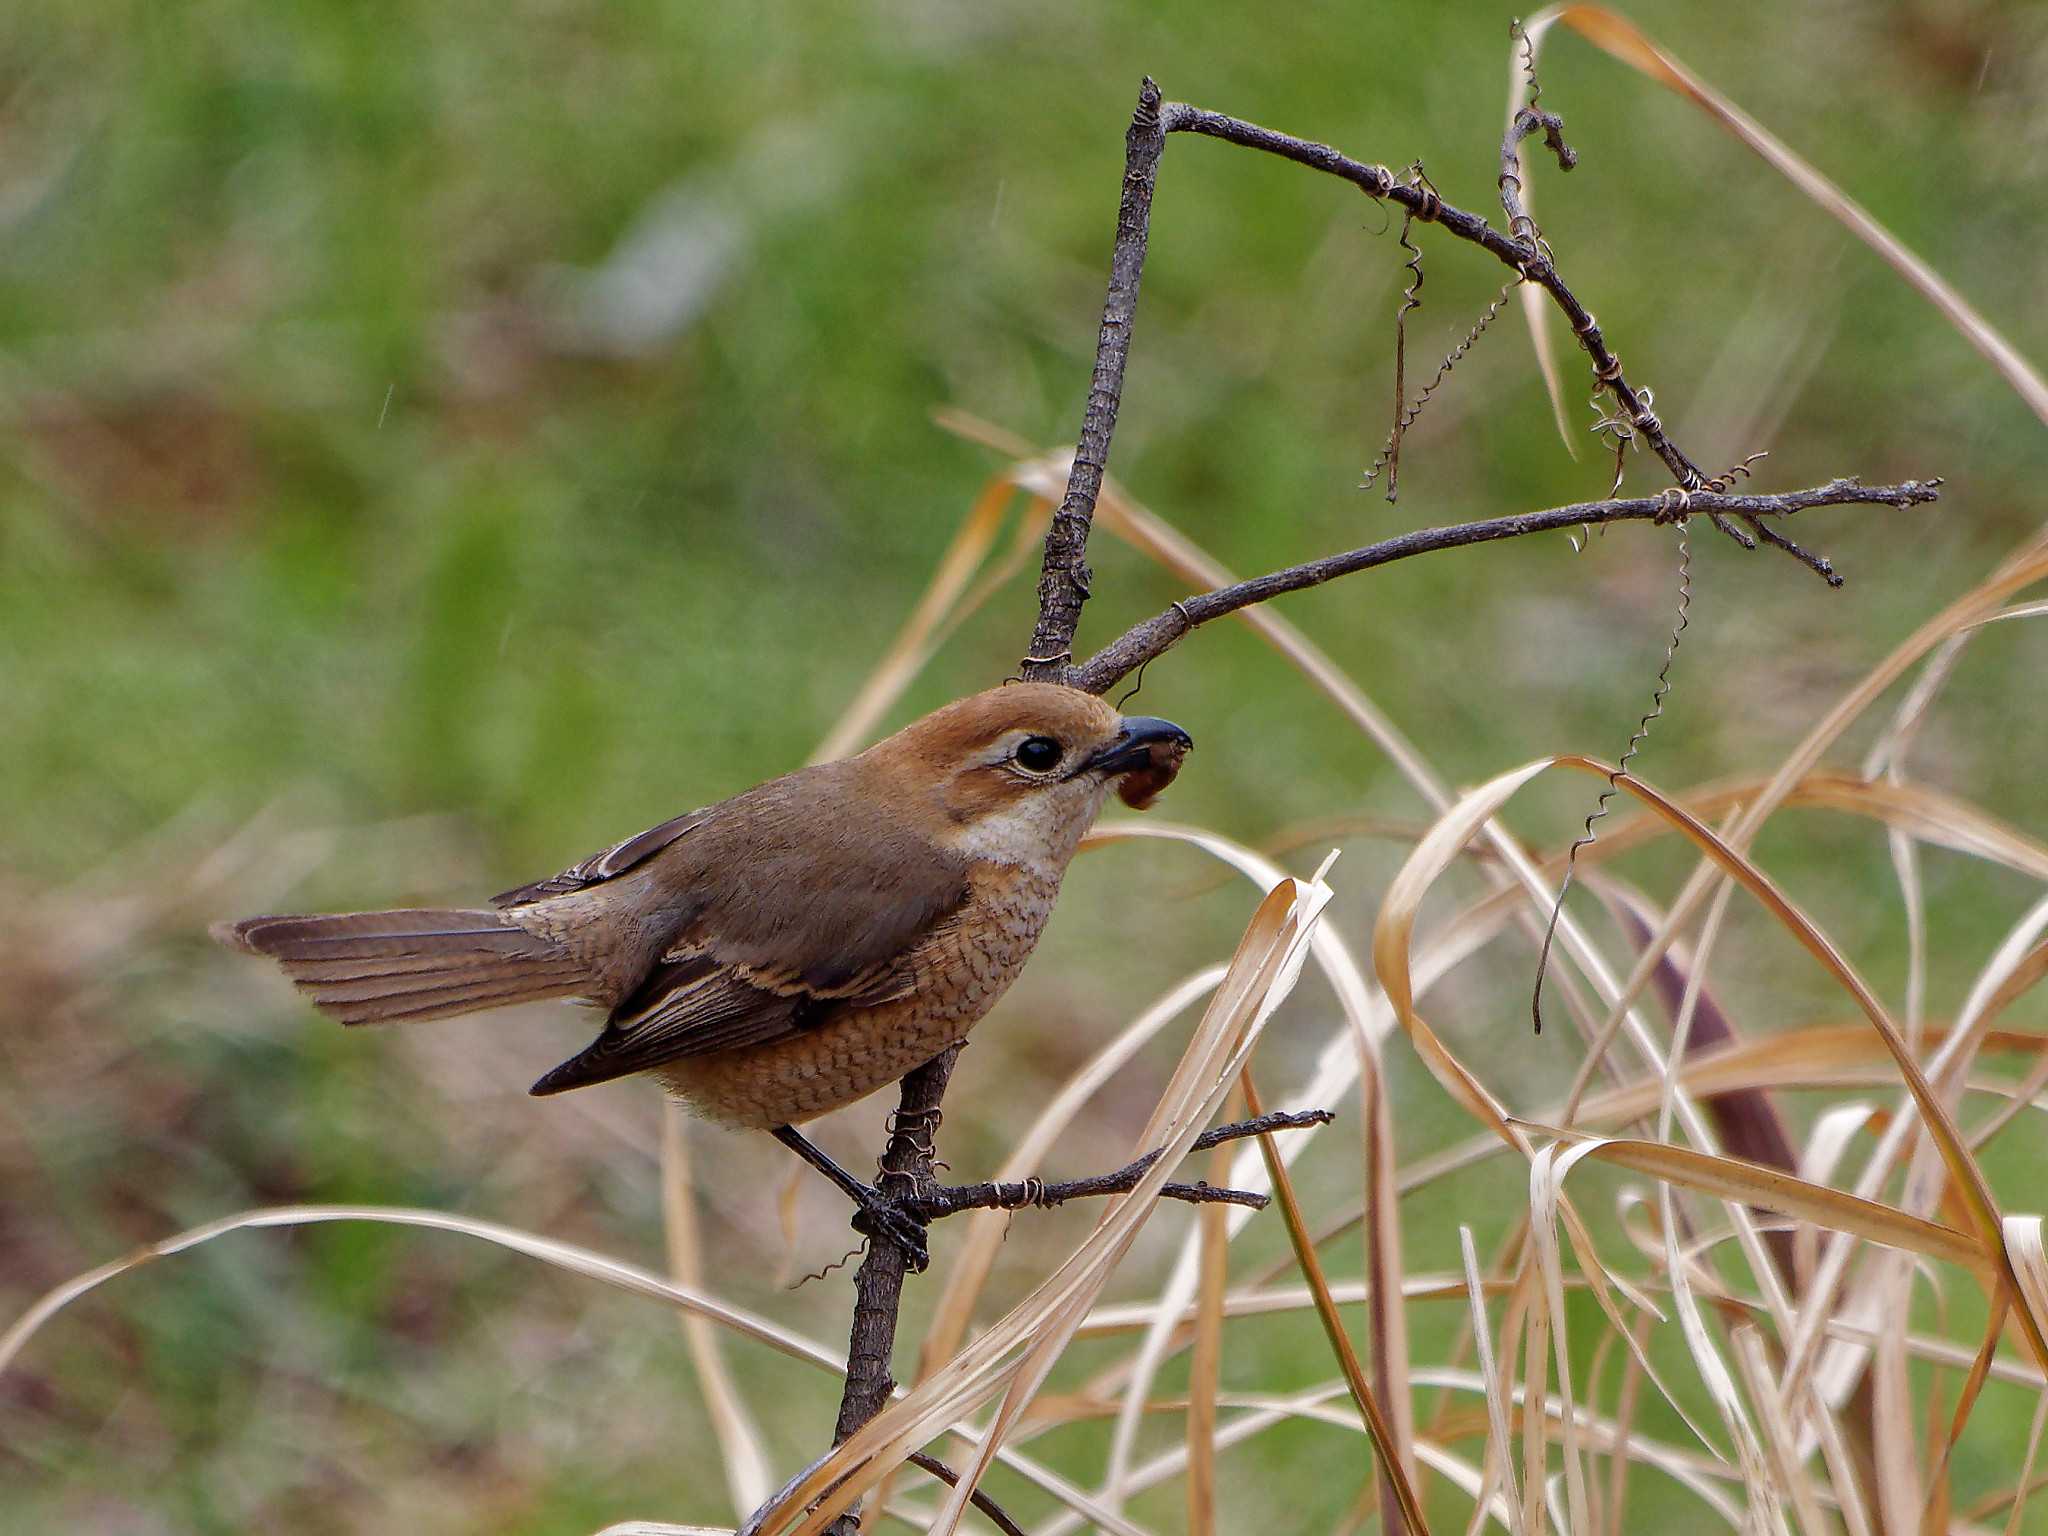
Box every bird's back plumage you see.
[524,757,973,1095]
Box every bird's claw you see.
[851,1191,932,1273]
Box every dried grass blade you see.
[1518,771,2048,889]
[1461,1226,1526,1536]
[1554,1029,2048,1150]
[917,880,1334,1536]
[1512,1127,1988,1277]
[1244,1069,1432,1536]
[1371,758,1548,1145]
[1363,1051,1421,1495]
[2002,1388,2048,1536]
[1527,1144,1596,1535]
[1657,1169,1781,1533]
[1517,1249,1552,1536]
[0,1203,846,1382]
[2005,1218,2048,1364]
[1795,1104,1880,1293]
[1499,28,1574,455]
[1075,822,1385,1509]
[1980,598,2048,626]
[1920,1285,2008,1536]
[1728,1326,1830,1536]
[662,1108,774,1516]
[1868,1259,1924,1535]
[1972,1015,2048,1151]
[1601,1316,1648,1536]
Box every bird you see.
[215,682,1192,1265]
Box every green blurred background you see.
[5,2,2047,1530]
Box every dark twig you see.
[1068,479,1940,695]
[904,1109,1335,1219]
[833,1050,952,1446]
[1498,105,1576,254]
[904,1451,1032,1536]
[749,1444,1031,1536]
[822,1046,957,1535]
[917,1175,1265,1216]
[1020,79,1169,681]
[1021,92,1902,691]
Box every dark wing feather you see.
[492,810,708,907]
[529,931,944,1098]
[528,955,806,1093]
[521,761,974,1097]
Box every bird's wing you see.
[527,808,972,1095]
[526,946,925,1095]
[490,809,709,907]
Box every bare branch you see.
[903,1451,1030,1536]
[827,1047,955,1455]
[1019,86,1919,699]
[904,1108,1336,1218]
[1069,479,1941,695]
[1021,78,1169,680]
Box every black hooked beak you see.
[1079,716,1194,777]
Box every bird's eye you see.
[1013,736,1063,773]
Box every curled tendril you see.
[790,1244,866,1290]
[1376,170,1431,502]
[1698,449,1769,494]
[1589,385,1652,499]
[1361,278,1519,499]
[1532,518,1693,1033]
[1514,16,1543,113]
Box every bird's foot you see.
[771,1123,933,1274]
[849,1189,931,1273]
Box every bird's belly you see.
[656,871,1054,1129]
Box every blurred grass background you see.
[4,1,2047,1531]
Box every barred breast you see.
[655,862,1062,1128]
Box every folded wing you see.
[526,948,916,1095]
[527,769,973,1095]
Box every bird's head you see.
[865,682,1193,869]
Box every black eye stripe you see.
[1013,735,1062,772]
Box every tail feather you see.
[285,960,587,1008]
[215,908,589,1026]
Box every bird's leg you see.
[772,1124,932,1274]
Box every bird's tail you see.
[214,908,589,1025]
